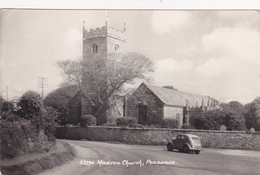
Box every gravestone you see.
[250,127,255,133]
[220,125,227,131]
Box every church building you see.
[67,20,220,127]
[124,83,220,128]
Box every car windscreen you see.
[191,137,201,144]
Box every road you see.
[38,140,260,175]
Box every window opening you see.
[92,43,98,54]
[115,44,119,51]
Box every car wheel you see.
[167,143,173,151]
[183,145,189,153]
[195,150,200,154]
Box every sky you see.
[0,10,260,104]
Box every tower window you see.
[115,44,119,51]
[176,113,180,120]
[92,43,98,54]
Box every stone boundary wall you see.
[55,126,260,150]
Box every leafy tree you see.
[1,101,14,112]
[192,109,225,130]
[245,97,260,131]
[57,52,154,125]
[203,109,227,130]
[0,94,4,109]
[220,101,246,115]
[192,108,246,131]
[226,113,246,131]
[17,91,42,119]
[44,85,79,125]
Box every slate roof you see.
[144,83,214,107]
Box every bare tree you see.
[57,52,154,124]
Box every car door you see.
[175,135,182,149]
[180,135,186,148]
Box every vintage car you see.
[167,134,202,154]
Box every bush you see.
[191,109,226,130]
[17,91,42,119]
[1,101,14,112]
[80,115,97,127]
[161,118,179,128]
[191,109,246,131]
[116,117,137,127]
[0,111,20,121]
[42,107,58,141]
[226,114,246,131]
[182,123,193,129]
[101,123,117,127]
[0,112,50,160]
[0,115,29,159]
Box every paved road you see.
[39,140,260,175]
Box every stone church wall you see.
[126,84,164,127]
[67,92,81,125]
[56,126,260,150]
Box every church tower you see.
[81,20,126,124]
[82,21,126,61]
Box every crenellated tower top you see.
[83,23,126,42]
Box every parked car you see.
[167,134,202,154]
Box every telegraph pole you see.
[38,77,48,131]
[6,86,8,101]
[38,77,48,99]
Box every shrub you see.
[190,113,205,129]
[0,115,29,159]
[226,114,246,131]
[191,108,246,131]
[42,106,58,141]
[161,118,179,129]
[80,115,97,127]
[0,111,20,121]
[101,123,117,127]
[0,112,50,160]
[191,109,226,130]
[1,101,14,112]
[116,117,137,127]
[182,123,193,129]
[17,91,42,119]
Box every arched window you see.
[176,113,180,120]
[115,44,119,51]
[92,43,98,54]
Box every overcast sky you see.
[1,10,260,104]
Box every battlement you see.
[83,25,126,41]
[107,27,126,41]
[83,26,107,39]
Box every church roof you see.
[143,83,215,107]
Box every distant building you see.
[67,21,126,125]
[124,83,220,127]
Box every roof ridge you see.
[145,83,209,98]
[141,83,216,107]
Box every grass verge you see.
[0,143,75,175]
